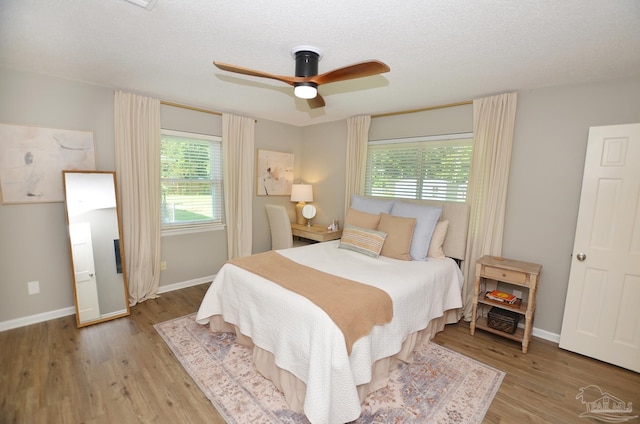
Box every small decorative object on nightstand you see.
[470,255,542,353]
[301,204,316,227]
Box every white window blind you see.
[161,129,224,231]
[364,133,473,202]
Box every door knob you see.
[576,253,586,261]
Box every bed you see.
[196,198,469,424]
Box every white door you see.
[70,222,101,322]
[559,123,640,372]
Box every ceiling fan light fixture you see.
[214,45,389,109]
[294,83,318,99]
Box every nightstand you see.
[291,224,342,243]
[470,255,542,353]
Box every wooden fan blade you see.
[309,60,390,85]
[307,93,326,109]
[213,61,302,86]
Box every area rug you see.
[155,314,504,424]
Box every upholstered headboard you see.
[356,197,469,261]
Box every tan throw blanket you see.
[228,251,393,354]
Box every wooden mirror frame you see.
[62,170,130,327]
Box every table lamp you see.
[290,184,313,225]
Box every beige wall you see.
[252,119,303,253]
[0,68,302,326]
[158,105,227,286]
[299,120,348,227]
[2,66,639,339]
[296,105,475,230]
[159,105,304,281]
[503,77,640,335]
[369,104,473,140]
[301,79,640,337]
[0,69,114,324]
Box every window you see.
[161,129,224,232]
[364,133,473,202]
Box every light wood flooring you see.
[1,283,638,423]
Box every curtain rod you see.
[162,98,472,121]
[160,100,222,116]
[371,100,472,119]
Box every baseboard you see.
[3,277,561,344]
[0,275,215,333]
[100,309,128,320]
[463,317,561,345]
[157,275,214,294]
[0,306,76,332]
[532,326,561,344]
[514,321,560,344]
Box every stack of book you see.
[486,290,519,305]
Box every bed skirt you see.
[206,309,460,414]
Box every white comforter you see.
[196,240,463,424]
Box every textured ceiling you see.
[1,0,639,127]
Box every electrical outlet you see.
[28,281,40,295]
[512,289,523,299]
[160,261,167,271]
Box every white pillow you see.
[390,201,442,261]
[427,220,449,259]
[351,194,394,215]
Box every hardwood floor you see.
[433,321,640,423]
[1,283,638,423]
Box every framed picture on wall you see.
[0,123,96,204]
[256,149,294,196]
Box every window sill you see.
[161,224,225,237]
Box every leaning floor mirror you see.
[63,171,130,327]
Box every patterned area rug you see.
[155,314,504,424]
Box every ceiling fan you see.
[213,46,390,109]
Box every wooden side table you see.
[470,255,542,353]
[291,224,343,243]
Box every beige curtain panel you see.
[223,113,255,259]
[461,92,518,320]
[344,115,371,216]
[114,90,162,306]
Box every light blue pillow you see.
[351,195,394,215]
[390,201,443,261]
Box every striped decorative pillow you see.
[339,225,388,258]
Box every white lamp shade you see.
[290,184,313,202]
